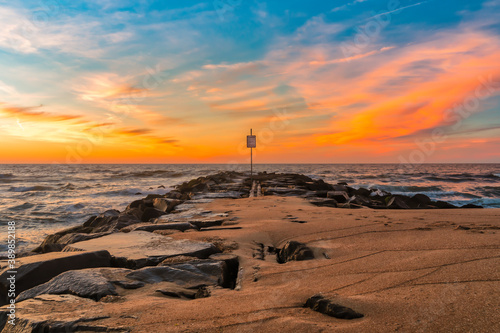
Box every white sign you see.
[247,135,256,148]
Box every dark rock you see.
[126,199,145,210]
[209,253,239,289]
[168,261,228,286]
[145,194,164,200]
[156,286,210,299]
[461,204,483,208]
[411,193,432,206]
[262,187,307,196]
[120,207,143,220]
[52,232,111,249]
[111,280,145,289]
[304,179,332,191]
[0,250,111,306]
[126,262,224,288]
[32,225,94,253]
[188,219,224,229]
[435,201,457,209]
[17,269,117,303]
[455,225,471,230]
[122,222,196,233]
[315,190,329,198]
[387,196,411,209]
[332,184,348,192]
[327,191,349,203]
[351,195,372,207]
[305,294,364,319]
[351,187,372,197]
[141,207,167,222]
[63,231,219,269]
[309,198,338,208]
[83,210,120,229]
[153,198,182,213]
[277,241,314,264]
[165,190,184,200]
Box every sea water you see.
[1,164,499,251]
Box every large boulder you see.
[16,269,118,302]
[461,203,483,208]
[34,211,141,253]
[152,198,183,213]
[0,250,111,305]
[32,225,94,253]
[141,207,167,222]
[350,187,371,197]
[34,232,111,253]
[82,209,120,229]
[63,231,219,268]
[387,196,411,209]
[411,193,432,207]
[435,201,458,209]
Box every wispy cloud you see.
[331,0,370,13]
[365,1,430,20]
[0,6,134,57]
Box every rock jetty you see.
[0,172,483,332]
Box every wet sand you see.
[90,196,500,332]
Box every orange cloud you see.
[313,30,500,146]
[0,104,82,123]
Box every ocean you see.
[1,164,499,252]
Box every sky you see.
[0,0,499,164]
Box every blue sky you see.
[0,0,499,163]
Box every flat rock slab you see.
[126,261,226,288]
[63,231,219,268]
[17,269,118,302]
[156,286,210,299]
[121,222,196,233]
[0,250,111,306]
[0,294,126,333]
[187,219,224,229]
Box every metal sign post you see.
[247,129,256,181]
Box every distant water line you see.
[0,163,499,252]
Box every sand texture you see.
[12,196,498,332]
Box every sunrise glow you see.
[1,1,499,163]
